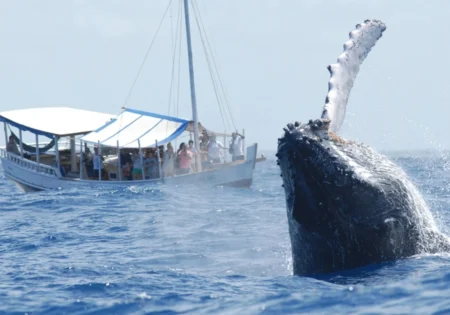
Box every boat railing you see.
[0,148,59,177]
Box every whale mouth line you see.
[278,129,348,227]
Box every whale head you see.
[277,18,450,276]
[277,119,390,236]
[276,119,450,275]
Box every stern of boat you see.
[246,143,258,169]
[218,143,258,188]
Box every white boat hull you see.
[0,144,259,192]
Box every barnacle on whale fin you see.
[321,19,386,134]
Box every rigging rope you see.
[192,0,238,132]
[190,1,230,132]
[122,0,173,109]
[167,0,183,134]
[120,0,239,147]
[175,7,183,121]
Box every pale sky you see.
[0,0,449,152]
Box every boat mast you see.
[183,0,202,172]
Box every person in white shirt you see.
[163,143,176,176]
[93,147,104,179]
[207,135,224,164]
[229,132,245,162]
[188,140,198,172]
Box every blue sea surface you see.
[0,151,449,314]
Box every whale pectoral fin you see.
[321,19,386,133]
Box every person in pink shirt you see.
[177,142,192,175]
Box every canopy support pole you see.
[117,140,122,181]
[70,136,76,172]
[35,134,40,164]
[183,0,202,174]
[98,140,102,181]
[79,139,83,179]
[55,136,60,176]
[242,129,246,159]
[156,140,163,181]
[223,131,226,164]
[138,139,144,180]
[19,129,24,158]
[3,123,7,148]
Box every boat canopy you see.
[0,107,115,138]
[80,108,189,149]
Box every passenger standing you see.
[145,150,158,179]
[93,147,104,179]
[120,149,133,180]
[132,150,143,180]
[229,132,245,161]
[188,139,198,172]
[163,143,176,176]
[177,142,192,175]
[207,135,224,164]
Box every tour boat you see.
[0,0,262,192]
[0,106,259,192]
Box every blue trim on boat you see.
[125,108,188,124]
[158,122,190,145]
[93,118,117,133]
[0,117,54,139]
[99,115,143,144]
[119,119,163,148]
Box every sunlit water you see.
[0,151,449,314]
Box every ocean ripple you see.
[0,151,449,314]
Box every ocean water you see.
[0,151,449,314]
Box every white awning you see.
[0,107,116,138]
[80,108,189,148]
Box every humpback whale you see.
[277,19,450,276]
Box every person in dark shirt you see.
[120,150,133,180]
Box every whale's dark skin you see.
[277,119,450,276]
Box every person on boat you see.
[93,146,104,179]
[132,150,143,180]
[120,149,133,180]
[188,139,198,172]
[177,142,192,175]
[158,145,164,161]
[207,134,224,164]
[229,132,245,162]
[163,143,176,177]
[199,135,207,151]
[83,144,94,179]
[200,130,210,152]
[188,140,197,154]
[6,135,20,155]
[144,150,158,179]
[202,129,209,141]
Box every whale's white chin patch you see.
[321,19,386,134]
